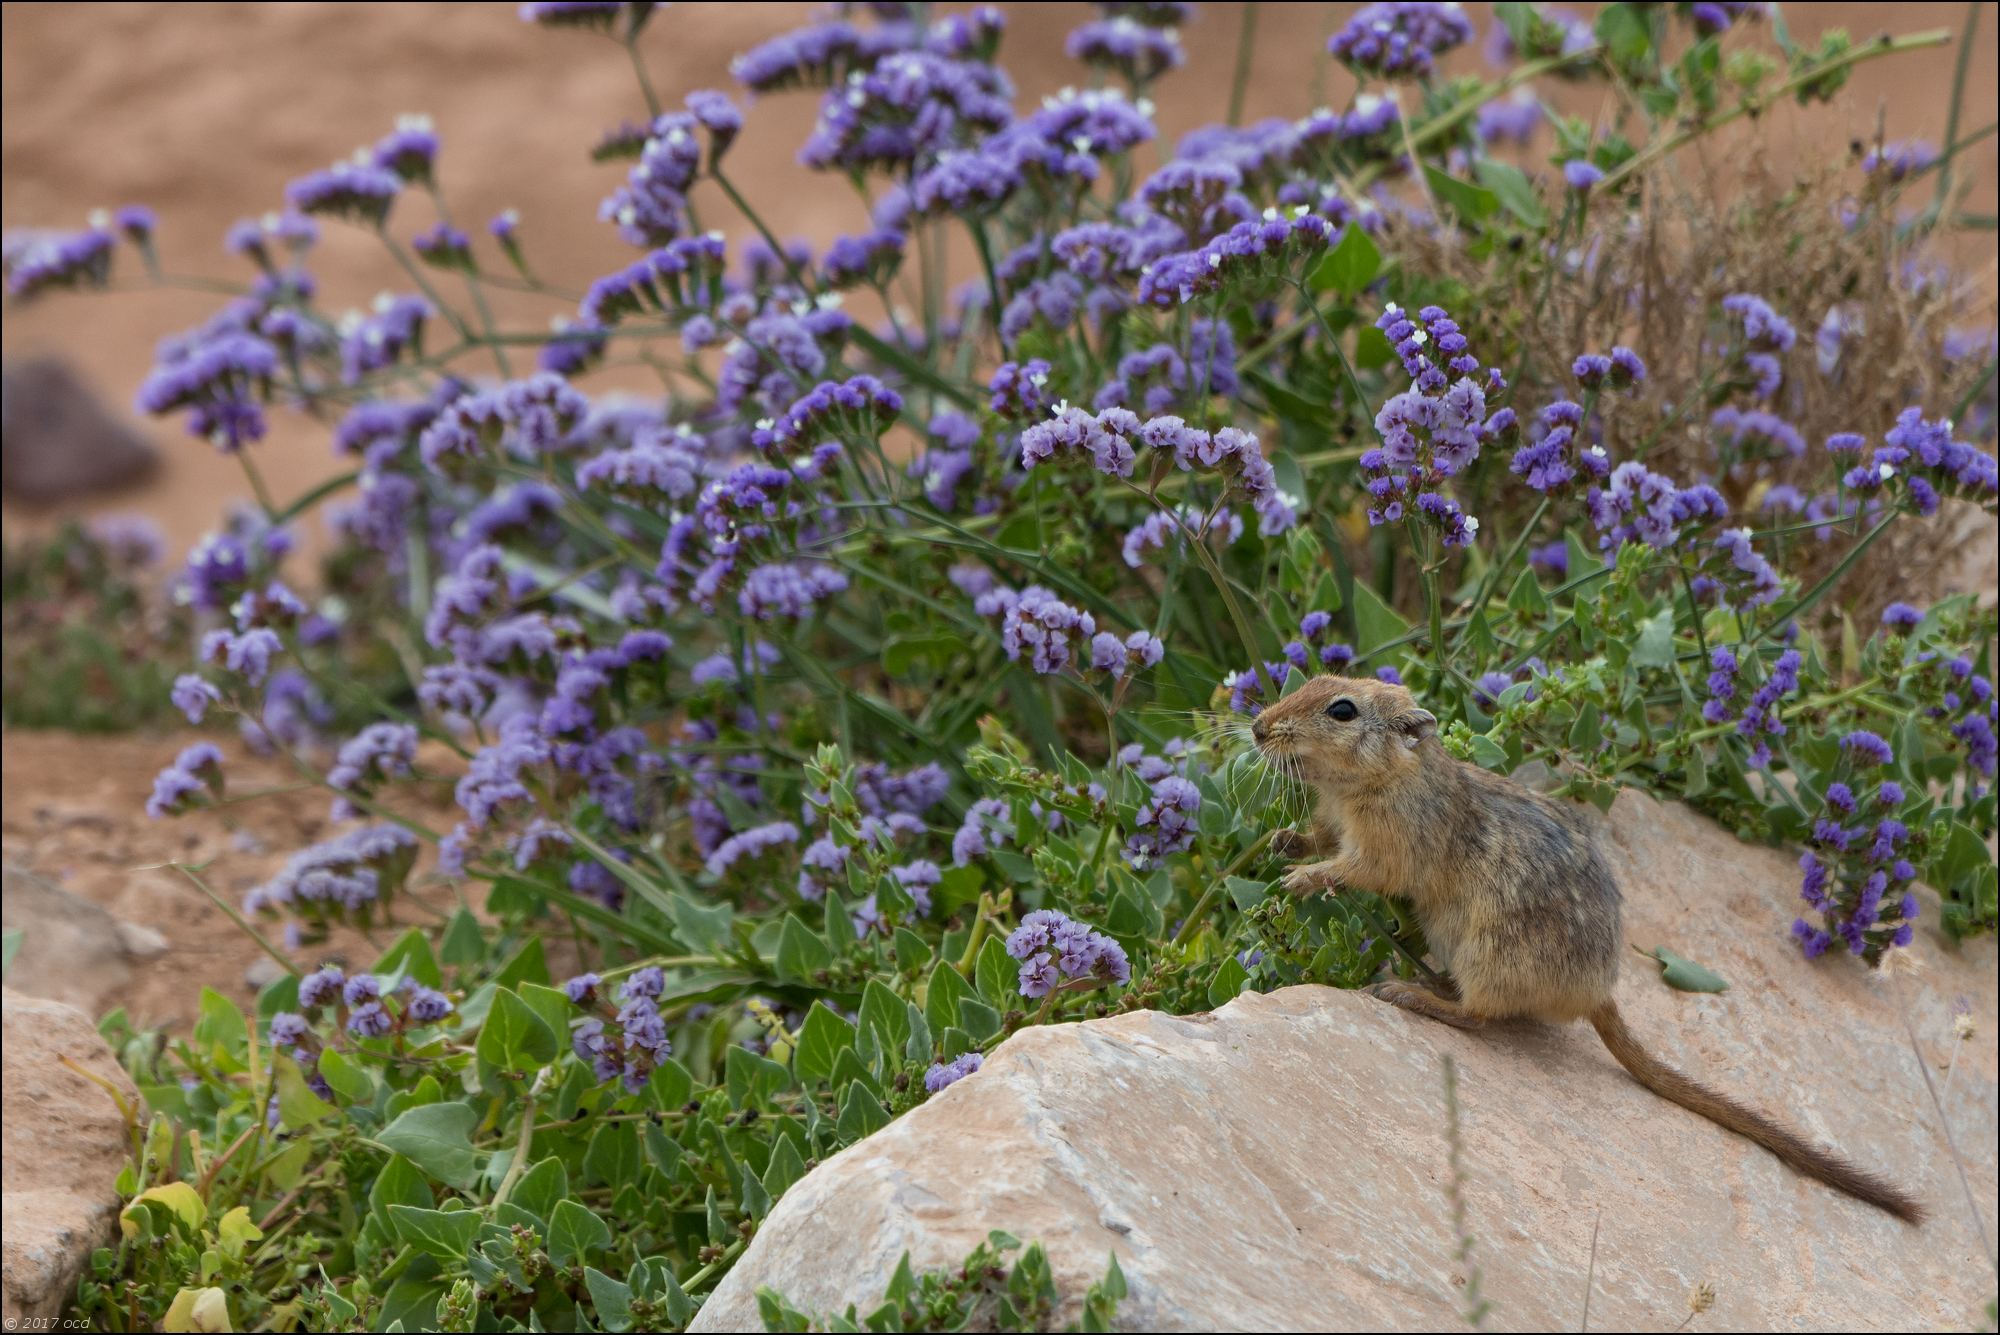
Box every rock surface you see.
[695,791,1999,1332]
[0,358,156,503]
[1,986,139,1323]
[2,864,168,1017]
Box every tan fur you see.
[1253,675,1924,1224]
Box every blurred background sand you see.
[3,1,1994,559]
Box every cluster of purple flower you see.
[1067,12,1184,84]
[951,797,1016,867]
[146,742,226,819]
[565,966,674,1093]
[3,221,117,299]
[1701,647,1801,767]
[1136,207,1336,308]
[1360,302,1502,544]
[1795,774,1923,962]
[242,824,419,923]
[326,723,420,820]
[1840,407,1998,516]
[1506,399,1607,495]
[1124,774,1201,868]
[1328,2,1474,80]
[923,1050,984,1093]
[992,585,1096,676]
[1584,461,1727,553]
[135,326,279,453]
[1004,909,1131,998]
[286,157,402,227]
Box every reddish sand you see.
[2,2,1994,560]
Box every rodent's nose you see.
[1251,716,1269,744]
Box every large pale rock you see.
[2,987,140,1323]
[696,791,1998,1332]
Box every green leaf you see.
[585,1268,635,1334]
[666,891,735,954]
[387,1205,480,1262]
[491,935,550,990]
[194,987,248,1070]
[583,1121,641,1187]
[763,1133,809,1204]
[546,1199,614,1268]
[1507,567,1550,619]
[1472,158,1547,227]
[476,986,560,1073]
[976,936,1016,1004]
[1422,165,1500,222]
[647,1056,695,1109]
[1353,324,1396,371]
[439,909,485,968]
[1568,702,1603,753]
[1467,733,1510,770]
[368,1154,434,1219]
[517,981,573,1044]
[1564,531,1606,586]
[956,996,1001,1042]
[316,1048,375,1104]
[726,1044,790,1109]
[1351,580,1413,664]
[1632,608,1676,669]
[924,961,969,1035]
[371,1102,482,1191]
[857,978,910,1057]
[2,929,21,979]
[508,1157,568,1226]
[1310,224,1382,294]
[882,633,963,677]
[1642,945,1729,993]
[1595,3,1652,64]
[274,1058,333,1129]
[837,1080,891,1142]
[1207,957,1250,1008]
[776,913,834,983]
[374,928,444,989]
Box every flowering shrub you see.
[8,3,1997,1330]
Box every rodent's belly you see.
[1424,894,1619,1023]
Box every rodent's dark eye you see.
[1325,698,1359,722]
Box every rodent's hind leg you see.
[1363,979,1486,1031]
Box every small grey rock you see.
[0,357,157,503]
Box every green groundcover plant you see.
[5,2,1996,1329]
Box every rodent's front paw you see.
[1270,827,1310,857]
[1280,860,1342,897]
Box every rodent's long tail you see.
[1588,1001,1923,1223]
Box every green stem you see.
[1931,3,1979,213]
[713,170,810,293]
[1595,30,1952,194]
[174,864,299,978]
[1172,829,1275,947]
[1752,509,1899,645]
[625,34,662,117]
[1226,4,1259,127]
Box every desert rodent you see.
[1251,673,1924,1224]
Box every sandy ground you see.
[1,727,472,1028]
[2,2,1994,561]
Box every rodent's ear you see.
[1393,707,1437,747]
